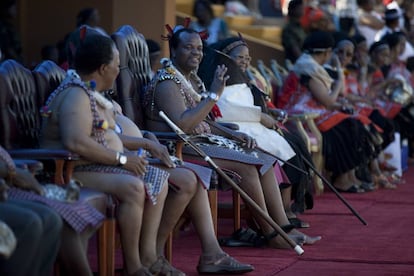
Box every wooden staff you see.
[159,111,304,255]
[206,119,368,226]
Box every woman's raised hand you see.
[210,64,230,96]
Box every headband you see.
[371,43,389,54]
[221,40,247,55]
[221,33,248,54]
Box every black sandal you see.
[263,224,295,242]
[219,227,265,247]
[288,217,310,228]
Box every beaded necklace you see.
[41,71,108,147]
[148,58,211,134]
[0,146,16,183]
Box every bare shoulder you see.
[59,86,91,112]
[154,79,181,98]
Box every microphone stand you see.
[159,111,304,255]
[205,118,368,226]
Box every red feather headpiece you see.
[162,17,209,41]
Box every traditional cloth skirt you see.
[394,103,414,148]
[8,188,105,233]
[73,164,169,205]
[281,129,314,212]
[176,161,212,189]
[180,134,277,176]
[369,109,396,150]
[322,118,374,175]
[148,158,213,190]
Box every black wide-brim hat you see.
[198,45,248,90]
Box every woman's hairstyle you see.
[211,36,247,55]
[192,0,214,18]
[302,31,335,53]
[146,39,161,55]
[406,56,414,72]
[66,26,102,68]
[74,33,115,75]
[369,40,389,55]
[76,8,96,27]
[382,31,406,50]
[351,33,367,46]
[356,0,370,6]
[288,0,303,17]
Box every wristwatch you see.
[116,152,128,166]
[209,92,219,102]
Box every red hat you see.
[300,6,324,29]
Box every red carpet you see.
[89,166,414,275]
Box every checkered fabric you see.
[73,164,169,205]
[8,188,105,233]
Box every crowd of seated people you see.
[277,0,412,190]
[2,0,414,275]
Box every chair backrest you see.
[111,25,152,129]
[0,60,40,149]
[32,60,66,108]
[276,71,301,109]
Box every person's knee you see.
[174,170,198,195]
[44,209,63,234]
[235,163,258,181]
[21,213,43,240]
[119,178,146,203]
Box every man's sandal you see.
[197,253,254,274]
[219,227,266,247]
[149,256,186,276]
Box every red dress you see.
[370,69,402,119]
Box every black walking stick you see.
[205,119,368,226]
[159,111,305,255]
[301,157,368,225]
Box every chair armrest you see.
[13,159,43,174]
[268,108,287,121]
[151,132,180,141]
[288,112,319,121]
[8,149,79,185]
[218,122,239,131]
[8,149,80,161]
